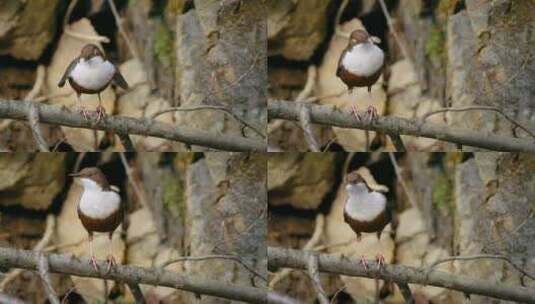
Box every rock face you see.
[0,0,61,60]
[186,153,267,303]
[268,153,336,209]
[0,154,66,210]
[267,0,332,60]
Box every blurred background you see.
[0,152,267,303]
[268,152,535,303]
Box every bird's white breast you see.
[341,43,384,77]
[70,56,116,90]
[344,183,386,221]
[78,178,120,220]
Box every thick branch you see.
[0,100,265,151]
[0,247,266,303]
[268,247,535,303]
[268,100,535,152]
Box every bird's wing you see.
[58,58,80,87]
[113,68,129,90]
[336,48,348,77]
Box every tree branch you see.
[268,100,535,152]
[306,253,329,304]
[0,247,266,303]
[38,254,60,304]
[268,247,535,303]
[0,99,265,151]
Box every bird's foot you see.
[89,255,99,271]
[79,107,91,120]
[360,255,369,272]
[365,105,378,124]
[95,105,107,123]
[351,105,362,122]
[375,253,386,271]
[105,254,116,274]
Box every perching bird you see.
[343,169,392,270]
[337,29,385,122]
[70,167,123,273]
[58,44,128,121]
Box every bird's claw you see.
[360,255,369,272]
[375,253,386,271]
[366,105,378,124]
[95,105,107,123]
[89,255,99,271]
[79,107,91,120]
[105,255,116,274]
[351,105,362,122]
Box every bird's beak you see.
[369,36,381,44]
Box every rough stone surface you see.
[0,0,61,60]
[268,153,336,209]
[0,154,66,210]
[267,0,332,60]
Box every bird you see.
[58,44,129,121]
[343,169,392,271]
[70,167,123,273]
[336,29,385,122]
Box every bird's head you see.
[348,29,381,47]
[80,44,104,60]
[70,167,109,190]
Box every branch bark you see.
[268,100,535,152]
[0,100,265,151]
[0,247,266,303]
[268,247,535,303]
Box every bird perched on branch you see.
[70,167,123,273]
[337,29,385,122]
[58,44,128,122]
[343,168,393,271]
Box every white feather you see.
[341,43,384,77]
[78,178,120,220]
[344,183,386,222]
[69,56,116,90]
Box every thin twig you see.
[388,133,406,152]
[420,106,535,140]
[38,254,60,304]
[63,0,110,43]
[296,65,317,102]
[378,0,411,60]
[334,0,350,37]
[330,286,346,304]
[117,132,135,151]
[162,255,266,282]
[151,105,265,139]
[304,89,349,103]
[425,254,535,282]
[119,153,148,209]
[25,65,49,151]
[388,153,417,209]
[27,103,50,151]
[306,253,329,304]
[299,104,321,152]
[0,215,55,291]
[126,283,146,304]
[106,0,139,59]
[396,282,415,304]
[269,214,325,289]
